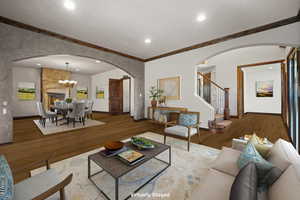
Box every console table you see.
[147,106,188,124]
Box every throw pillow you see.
[178,113,197,127]
[230,162,258,200]
[237,142,280,190]
[0,155,13,200]
[248,134,271,158]
[268,139,300,171]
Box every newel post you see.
[224,88,230,120]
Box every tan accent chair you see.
[164,111,201,151]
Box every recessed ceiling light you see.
[64,0,76,11]
[196,14,206,22]
[268,67,273,70]
[75,68,80,72]
[144,38,151,44]
[95,60,101,63]
[37,63,41,66]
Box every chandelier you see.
[58,62,77,88]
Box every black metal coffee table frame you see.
[88,142,171,200]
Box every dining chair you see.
[36,102,58,127]
[164,111,201,151]
[85,100,94,119]
[67,102,86,128]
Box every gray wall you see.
[12,67,41,117]
[0,23,145,144]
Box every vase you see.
[151,100,157,107]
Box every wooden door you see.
[203,72,211,103]
[109,79,123,114]
[237,68,244,119]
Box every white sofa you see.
[191,139,300,200]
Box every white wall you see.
[12,67,41,117]
[243,64,281,114]
[91,69,134,115]
[70,73,92,100]
[207,46,285,116]
[145,22,300,128]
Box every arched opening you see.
[194,45,298,148]
[11,54,135,137]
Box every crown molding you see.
[145,15,300,62]
[1,13,299,63]
[0,16,145,62]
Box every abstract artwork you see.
[256,80,274,97]
[17,82,36,100]
[76,87,88,99]
[96,87,105,99]
[158,76,180,100]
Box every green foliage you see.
[65,98,72,103]
[149,86,164,100]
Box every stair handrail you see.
[197,72,230,120]
[197,72,225,91]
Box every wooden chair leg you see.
[187,128,191,152]
[73,119,75,128]
[164,134,166,144]
[197,129,201,143]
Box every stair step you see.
[215,113,224,123]
[216,120,232,128]
[215,114,224,119]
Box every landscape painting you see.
[17,82,36,100]
[158,76,180,100]
[256,80,274,97]
[76,87,88,99]
[96,87,105,99]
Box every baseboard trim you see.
[92,111,110,113]
[13,115,39,120]
[244,112,281,116]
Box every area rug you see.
[33,119,106,135]
[32,132,220,200]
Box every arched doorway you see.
[0,24,144,144]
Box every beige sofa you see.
[191,139,300,200]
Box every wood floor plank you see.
[0,113,289,183]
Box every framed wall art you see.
[158,76,180,100]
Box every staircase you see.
[197,72,232,133]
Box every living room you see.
[0,1,300,200]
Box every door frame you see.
[108,77,132,114]
[109,78,123,114]
[120,76,132,114]
[236,59,285,119]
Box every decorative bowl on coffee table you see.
[131,137,155,150]
[104,141,124,151]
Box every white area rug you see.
[32,132,220,200]
[33,119,105,135]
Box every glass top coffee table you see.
[88,138,171,200]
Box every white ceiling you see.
[13,55,117,75]
[0,0,299,59]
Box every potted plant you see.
[149,86,163,107]
[65,98,72,104]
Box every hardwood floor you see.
[0,112,289,182]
